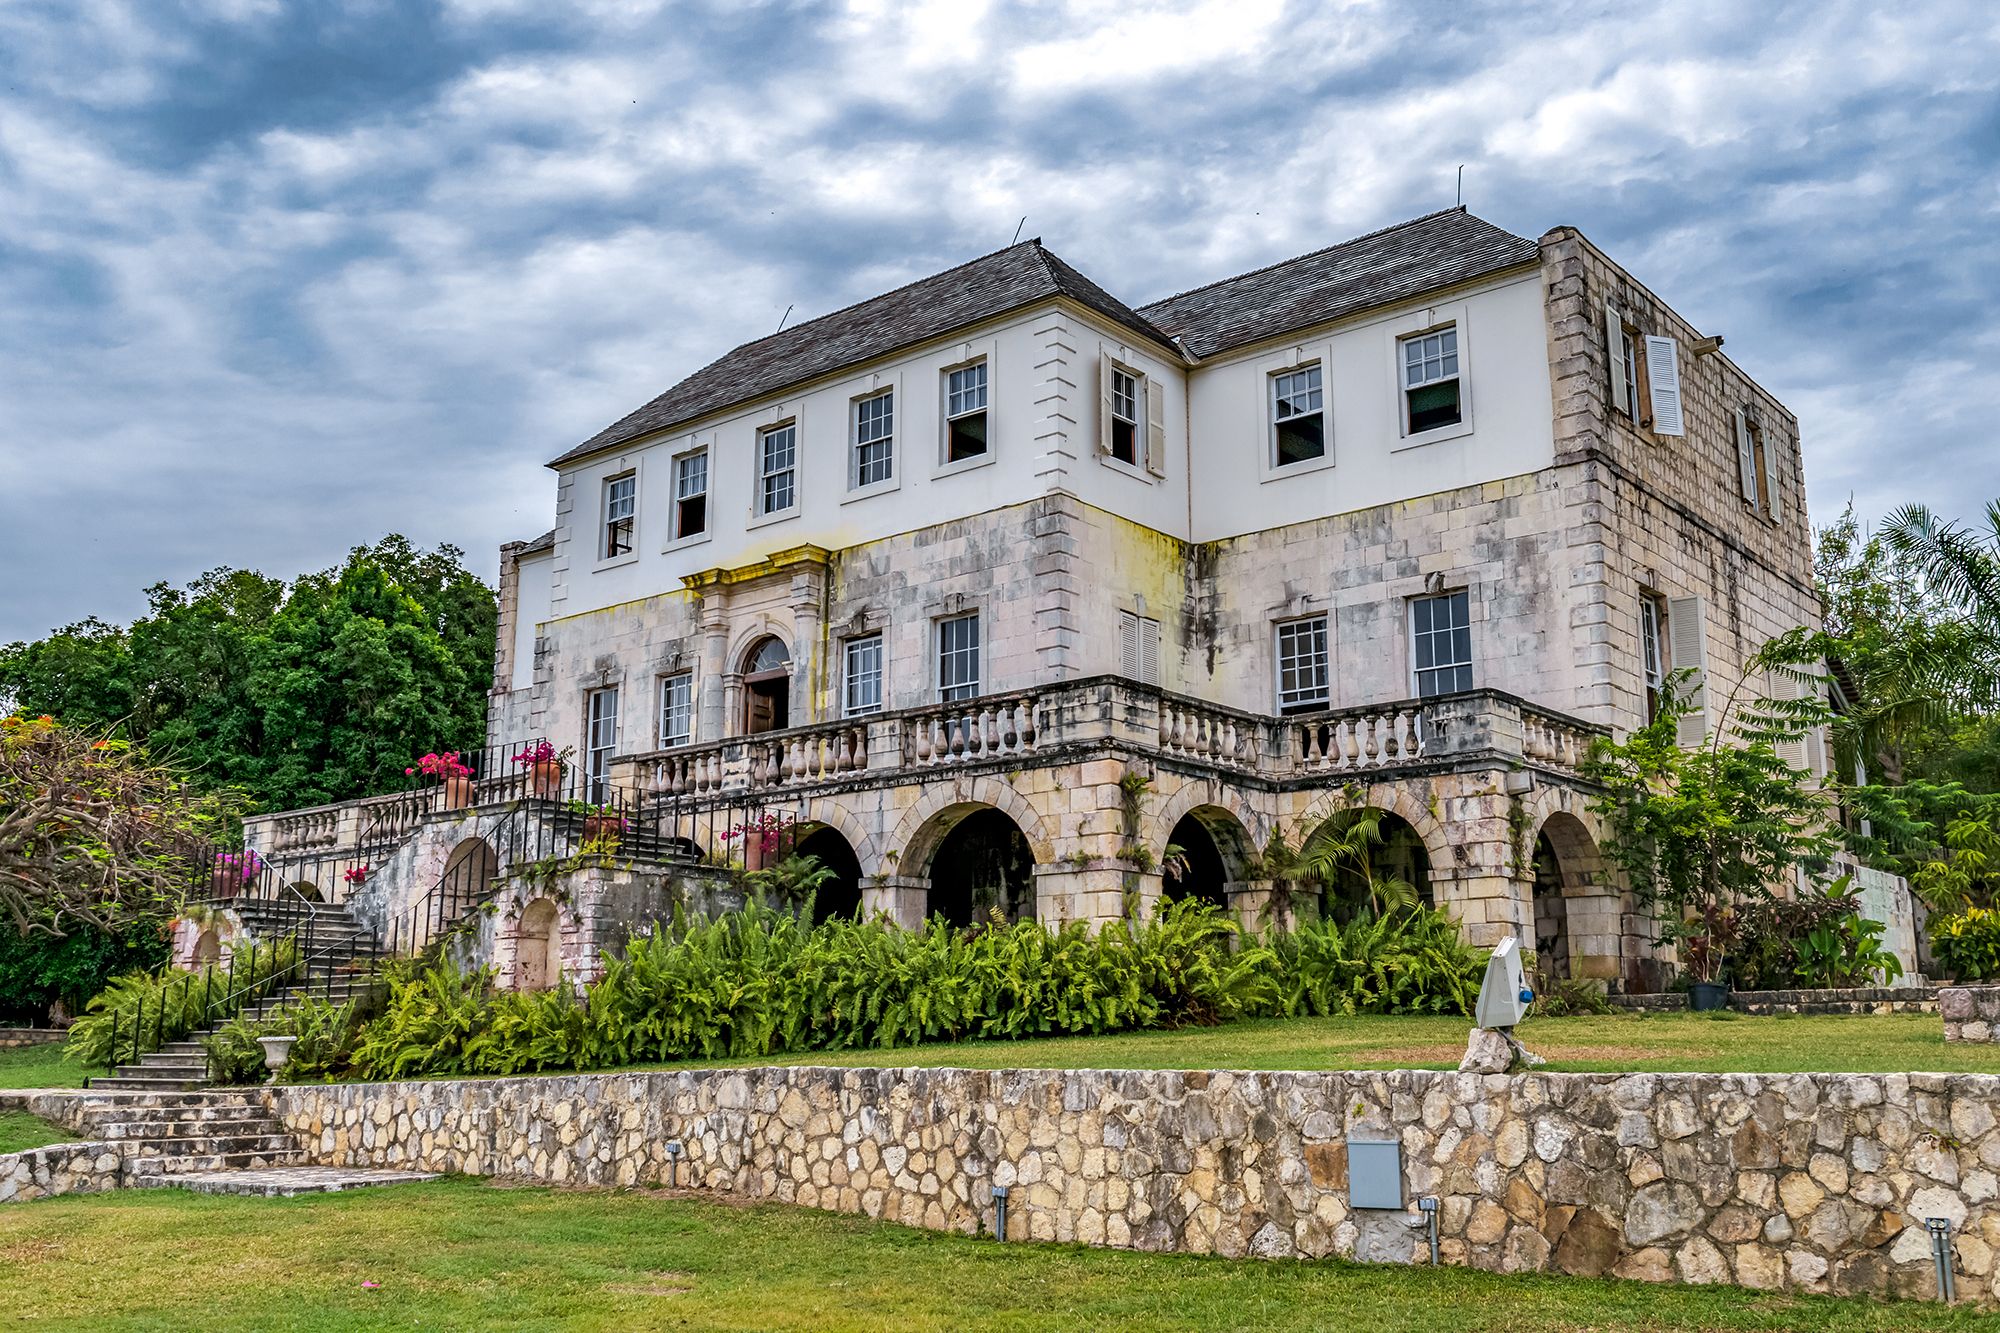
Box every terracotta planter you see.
[582,814,623,848]
[440,774,476,809]
[527,760,564,799]
[210,869,244,901]
[743,837,767,872]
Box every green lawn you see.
[0,1109,76,1153]
[0,1179,1985,1332]
[618,1010,2000,1078]
[0,1041,86,1091]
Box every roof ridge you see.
[715,236,1048,363]
[1136,206,1475,312]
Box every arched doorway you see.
[1532,833,1570,981]
[1303,809,1433,923]
[193,929,221,966]
[1162,808,1251,910]
[794,825,864,924]
[517,897,561,990]
[926,807,1035,927]
[440,837,499,917]
[742,637,792,735]
[287,880,324,904]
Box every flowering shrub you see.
[721,812,795,858]
[511,741,566,768]
[342,866,370,886]
[213,850,264,883]
[407,751,473,780]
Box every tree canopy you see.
[0,537,495,812]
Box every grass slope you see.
[0,1180,1987,1332]
[616,1011,2000,1078]
[0,1042,85,1091]
[0,1109,75,1154]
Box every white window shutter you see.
[1097,355,1115,456]
[1140,616,1161,685]
[1604,298,1628,417]
[1734,408,1758,507]
[1645,336,1684,436]
[1118,611,1139,678]
[1144,375,1167,476]
[1666,594,1708,744]
[1768,670,1807,767]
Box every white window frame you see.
[657,672,693,747]
[1408,591,1474,699]
[752,419,799,523]
[1108,365,1141,466]
[940,358,991,471]
[669,449,709,547]
[1639,593,1666,723]
[937,612,981,703]
[843,633,884,718]
[850,388,896,493]
[1275,615,1330,714]
[1386,307,1473,450]
[584,685,619,803]
[1399,325,1463,438]
[1269,362,1326,469]
[601,472,637,563]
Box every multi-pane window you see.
[853,390,894,488]
[844,634,883,717]
[602,473,636,559]
[1639,594,1666,723]
[1109,367,1139,464]
[1271,364,1325,465]
[1401,327,1462,434]
[1276,616,1329,714]
[938,613,981,702]
[945,361,988,462]
[657,673,693,747]
[585,686,619,802]
[758,423,796,514]
[673,452,707,540]
[1411,591,1473,698]
[1617,325,1641,420]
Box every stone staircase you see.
[58,1089,437,1196]
[91,897,383,1093]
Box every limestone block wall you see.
[1943,988,2000,1043]
[275,1065,2000,1304]
[0,1029,65,1050]
[0,1142,121,1205]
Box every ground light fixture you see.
[1418,1197,1439,1265]
[664,1141,684,1188]
[991,1185,1010,1241]
[1926,1216,1957,1303]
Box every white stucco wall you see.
[509,551,552,692]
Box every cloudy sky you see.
[2,0,1996,642]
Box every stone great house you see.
[234,208,1826,994]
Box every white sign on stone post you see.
[1460,938,1543,1074]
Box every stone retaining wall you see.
[274,1065,2000,1305]
[1943,988,2000,1043]
[0,1141,121,1204]
[1610,987,1939,1016]
[0,1028,65,1049]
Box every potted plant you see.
[342,865,370,888]
[724,812,794,872]
[511,740,572,799]
[1665,908,1736,1011]
[409,751,476,808]
[211,850,263,900]
[567,800,627,851]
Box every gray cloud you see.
[2,0,1997,641]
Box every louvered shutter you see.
[1605,298,1628,417]
[1645,336,1684,436]
[1118,611,1139,678]
[1768,671,1807,767]
[1139,616,1161,685]
[1735,408,1759,507]
[1666,595,1708,744]
[1144,375,1167,476]
[1097,355,1115,456]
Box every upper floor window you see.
[1109,367,1140,465]
[585,686,619,802]
[758,422,797,515]
[1276,616,1329,714]
[1606,300,1643,422]
[1271,364,1325,466]
[938,612,981,702]
[853,390,894,489]
[602,473,636,559]
[1734,408,1774,521]
[1410,591,1473,697]
[1639,593,1666,723]
[658,672,693,747]
[1400,327,1462,434]
[944,362,988,462]
[844,633,883,717]
[1119,610,1161,687]
[673,451,708,540]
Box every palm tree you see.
[1295,809,1419,920]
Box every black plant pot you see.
[1688,981,1731,1012]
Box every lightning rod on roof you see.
[777,303,793,333]
[1011,216,1027,246]
[1456,165,1465,208]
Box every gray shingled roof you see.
[548,240,1176,467]
[514,528,555,555]
[1137,208,1540,359]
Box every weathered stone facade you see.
[275,1065,2000,1304]
[1944,988,2000,1043]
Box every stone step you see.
[90,1075,210,1092]
[93,1117,286,1141]
[126,1133,297,1157]
[129,1148,306,1178]
[157,1166,440,1197]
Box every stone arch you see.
[920,806,1037,927]
[723,618,794,677]
[796,798,881,875]
[1298,804,1438,920]
[792,823,865,924]
[887,775,1055,871]
[192,928,221,966]
[1150,779,1270,864]
[285,879,325,904]
[440,836,499,915]
[1525,796,1626,986]
[515,897,562,991]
